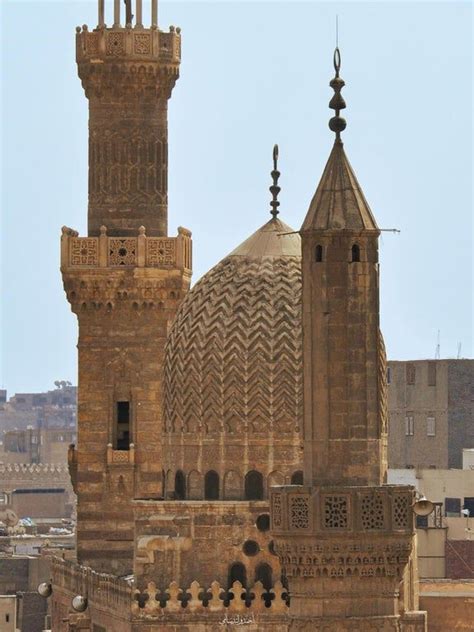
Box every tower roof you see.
[301,47,379,233]
[301,139,379,232]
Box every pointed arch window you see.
[175,470,186,500]
[255,563,273,590]
[291,470,304,485]
[351,244,360,262]
[204,470,220,500]
[315,244,323,262]
[245,470,264,500]
[228,562,247,589]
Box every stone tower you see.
[270,50,427,631]
[62,0,192,574]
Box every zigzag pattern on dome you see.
[163,215,303,446]
[164,254,302,437]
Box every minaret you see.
[270,50,427,630]
[301,48,388,487]
[62,0,192,574]
[79,0,179,237]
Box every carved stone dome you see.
[162,217,303,500]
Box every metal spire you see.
[328,47,347,141]
[269,144,281,219]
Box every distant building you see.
[387,359,473,469]
[389,468,474,580]
[0,384,76,465]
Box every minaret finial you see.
[329,46,347,141]
[269,144,281,219]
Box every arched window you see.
[175,470,186,500]
[204,470,220,500]
[228,562,247,589]
[291,470,304,485]
[245,470,264,500]
[351,244,360,262]
[315,244,323,262]
[255,563,273,590]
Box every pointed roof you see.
[229,217,300,258]
[301,139,379,232]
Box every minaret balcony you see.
[61,226,192,272]
[107,442,135,466]
[76,25,180,66]
[270,484,415,537]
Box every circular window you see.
[256,514,270,532]
[268,540,278,556]
[243,540,259,557]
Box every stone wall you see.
[419,579,474,632]
[445,540,474,579]
[447,360,474,468]
[133,500,280,590]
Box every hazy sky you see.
[1,1,472,396]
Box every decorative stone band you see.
[61,226,191,271]
[76,26,180,66]
[270,485,416,581]
[106,443,135,465]
[132,579,289,617]
[51,558,289,621]
[270,485,415,535]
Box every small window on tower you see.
[315,245,323,262]
[351,244,360,262]
[116,401,130,450]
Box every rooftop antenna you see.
[435,330,440,360]
[457,342,462,359]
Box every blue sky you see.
[1,1,472,395]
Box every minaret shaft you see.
[87,97,169,237]
[62,4,191,575]
[302,229,387,487]
[76,22,180,237]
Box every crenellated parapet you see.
[51,557,289,627]
[132,579,289,617]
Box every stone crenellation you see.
[132,579,289,616]
[52,557,289,621]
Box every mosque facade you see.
[50,1,428,630]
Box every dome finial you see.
[328,46,347,141]
[269,144,281,219]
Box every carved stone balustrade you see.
[76,25,181,67]
[61,226,191,271]
[270,485,415,580]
